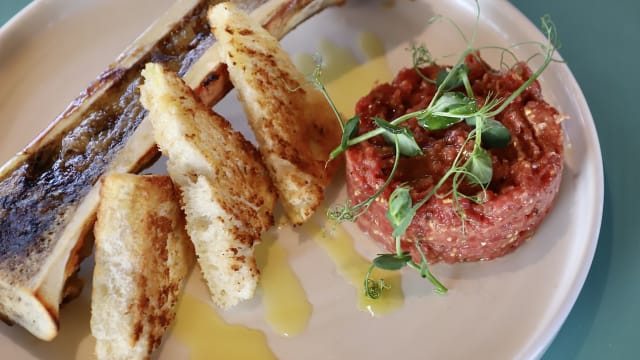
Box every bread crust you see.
[209,2,341,225]
[91,174,193,360]
[140,62,276,309]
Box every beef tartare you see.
[345,55,564,263]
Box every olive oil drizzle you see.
[294,31,393,118]
[300,220,403,316]
[255,233,312,337]
[172,294,277,360]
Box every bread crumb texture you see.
[91,174,193,360]
[140,63,276,309]
[209,2,341,225]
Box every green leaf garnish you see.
[418,114,463,131]
[430,92,477,114]
[417,92,477,130]
[466,117,511,148]
[330,115,361,160]
[435,64,468,91]
[464,147,493,186]
[374,117,423,157]
[372,253,412,270]
[386,186,416,238]
[481,119,511,148]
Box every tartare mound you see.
[346,55,564,263]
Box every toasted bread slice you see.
[91,174,193,360]
[208,2,341,225]
[140,62,276,309]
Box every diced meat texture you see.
[346,55,563,263]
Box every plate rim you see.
[0,0,605,359]
[491,0,604,357]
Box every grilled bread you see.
[91,174,193,360]
[209,2,341,225]
[140,62,276,309]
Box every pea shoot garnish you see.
[309,5,560,299]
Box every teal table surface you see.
[0,0,638,359]
[511,1,639,359]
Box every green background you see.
[0,0,637,359]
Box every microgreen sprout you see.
[364,265,391,299]
[411,43,436,83]
[363,186,448,296]
[328,132,403,222]
[299,56,347,131]
[309,5,560,299]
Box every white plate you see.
[0,0,603,359]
